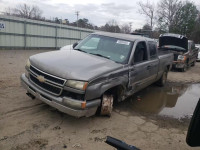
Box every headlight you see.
[25,59,30,77]
[25,69,29,78]
[66,80,88,91]
[26,59,31,68]
[177,55,186,61]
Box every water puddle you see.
[127,84,200,119]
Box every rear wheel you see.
[191,61,196,67]
[157,69,168,86]
[100,94,113,116]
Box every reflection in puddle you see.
[128,84,200,119]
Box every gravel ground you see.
[168,62,200,83]
[0,50,199,150]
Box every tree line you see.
[4,4,132,33]
[3,1,200,43]
[137,0,200,42]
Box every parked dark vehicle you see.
[159,33,198,72]
[186,99,200,147]
[21,32,173,117]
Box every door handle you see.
[147,66,151,70]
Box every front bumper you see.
[20,74,100,117]
[172,61,185,69]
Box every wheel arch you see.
[103,84,126,102]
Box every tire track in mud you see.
[10,138,48,150]
[0,130,31,142]
[0,103,46,120]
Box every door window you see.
[134,42,148,63]
[148,41,157,59]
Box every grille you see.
[29,65,66,96]
[30,66,65,86]
[30,74,62,95]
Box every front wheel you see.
[100,94,113,116]
[181,64,187,72]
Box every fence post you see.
[55,26,58,49]
[24,20,27,50]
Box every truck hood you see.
[30,50,123,81]
[159,33,188,51]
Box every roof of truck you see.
[92,32,154,42]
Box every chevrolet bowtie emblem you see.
[37,75,46,83]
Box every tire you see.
[99,94,114,117]
[181,63,187,72]
[157,69,168,87]
[191,61,196,67]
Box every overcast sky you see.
[0,0,199,30]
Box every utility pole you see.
[75,11,79,27]
[129,22,132,33]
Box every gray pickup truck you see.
[21,32,173,117]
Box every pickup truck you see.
[21,32,173,117]
[159,33,198,72]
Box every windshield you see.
[74,34,133,64]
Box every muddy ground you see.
[0,50,200,150]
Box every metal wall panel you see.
[0,35,24,47]
[0,21,24,34]
[27,24,55,36]
[81,32,89,39]
[26,37,55,47]
[0,15,94,49]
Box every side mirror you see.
[72,42,78,49]
[186,98,200,147]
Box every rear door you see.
[129,41,151,93]
[147,41,159,83]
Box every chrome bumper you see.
[172,62,185,69]
[20,74,100,117]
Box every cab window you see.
[134,41,148,63]
[148,41,157,59]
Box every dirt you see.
[168,63,200,83]
[0,50,200,150]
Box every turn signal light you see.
[81,101,86,109]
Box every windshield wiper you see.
[74,48,87,53]
[89,53,110,59]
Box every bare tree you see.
[100,19,121,33]
[107,19,118,27]
[157,0,182,32]
[5,4,43,19]
[121,24,131,33]
[138,0,155,29]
